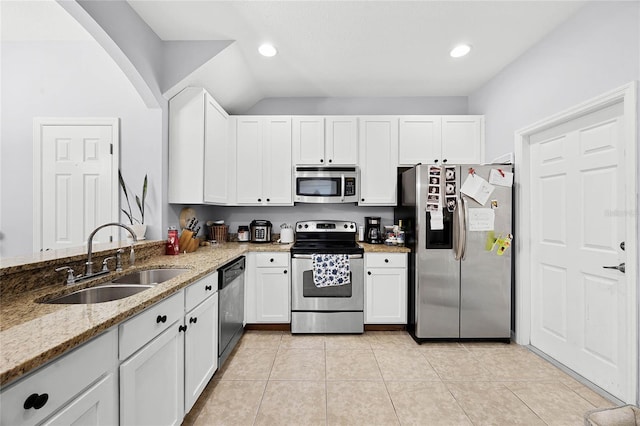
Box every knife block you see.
[178,230,200,253]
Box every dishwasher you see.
[218,256,245,368]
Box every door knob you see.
[603,263,625,273]
[620,241,625,251]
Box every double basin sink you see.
[41,269,189,305]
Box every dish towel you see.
[312,254,350,287]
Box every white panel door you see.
[203,95,230,204]
[292,117,325,165]
[365,268,407,324]
[38,121,117,251]
[530,102,629,400]
[441,116,483,164]
[326,117,358,165]
[398,116,441,166]
[263,117,293,205]
[235,118,263,204]
[358,117,398,206]
[256,267,290,323]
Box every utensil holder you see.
[208,225,228,243]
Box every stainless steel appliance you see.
[395,164,513,341]
[250,220,272,243]
[364,216,383,244]
[218,256,245,367]
[291,220,364,333]
[294,167,359,203]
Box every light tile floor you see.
[183,331,616,426]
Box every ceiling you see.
[2,1,586,113]
[128,1,586,112]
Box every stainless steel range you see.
[291,220,364,334]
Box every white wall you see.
[0,40,162,258]
[468,1,640,404]
[245,96,468,115]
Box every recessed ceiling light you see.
[258,43,277,57]
[450,44,471,58]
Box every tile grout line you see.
[371,346,402,425]
[250,333,282,426]
[503,382,551,426]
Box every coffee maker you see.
[364,216,383,244]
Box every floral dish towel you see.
[312,254,351,287]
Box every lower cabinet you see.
[365,253,408,324]
[245,252,291,323]
[184,291,218,413]
[0,329,118,426]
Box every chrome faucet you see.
[85,222,138,276]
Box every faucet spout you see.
[86,222,138,275]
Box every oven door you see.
[291,254,363,311]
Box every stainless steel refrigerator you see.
[395,164,513,341]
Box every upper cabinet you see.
[168,88,232,204]
[235,116,293,206]
[358,117,399,206]
[398,115,484,166]
[293,116,358,165]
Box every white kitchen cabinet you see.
[120,321,184,426]
[41,373,118,426]
[0,329,118,426]
[235,117,293,205]
[398,115,484,166]
[184,274,218,414]
[398,116,442,166]
[246,253,290,323]
[358,117,399,206]
[365,253,407,324]
[168,87,233,204]
[293,116,358,165]
[441,115,484,164]
[119,292,185,426]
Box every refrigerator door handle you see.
[454,196,465,260]
[460,195,468,260]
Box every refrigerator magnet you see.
[491,200,498,209]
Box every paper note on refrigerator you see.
[430,210,444,230]
[460,174,495,206]
[468,208,495,231]
[488,168,514,187]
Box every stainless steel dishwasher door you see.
[218,256,245,368]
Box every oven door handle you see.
[292,254,363,259]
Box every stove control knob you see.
[304,224,309,229]
[297,224,303,229]
[344,224,348,229]
[350,224,354,229]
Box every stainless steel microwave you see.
[294,167,359,203]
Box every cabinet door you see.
[41,373,117,426]
[120,324,184,426]
[365,268,407,324]
[184,293,218,414]
[263,117,293,205]
[235,118,264,204]
[358,117,399,206]
[292,117,325,165]
[441,116,484,164]
[326,117,358,165]
[398,116,441,166]
[256,267,290,323]
[204,95,230,204]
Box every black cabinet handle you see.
[270,258,274,262]
[443,159,448,163]
[361,198,365,202]
[367,271,372,275]
[320,159,324,163]
[266,198,270,202]
[283,270,288,274]
[328,159,332,163]
[205,285,212,291]
[434,159,439,163]
[179,325,187,332]
[385,259,389,263]
[258,198,262,202]
[156,315,167,324]
[24,393,48,410]
[189,317,198,324]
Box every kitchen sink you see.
[41,284,154,304]
[111,268,189,285]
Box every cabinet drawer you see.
[119,291,184,360]
[255,252,289,268]
[365,253,407,268]
[185,272,218,312]
[0,329,117,426]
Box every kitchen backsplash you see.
[170,204,395,237]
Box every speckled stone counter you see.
[0,240,405,387]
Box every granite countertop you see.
[0,241,408,387]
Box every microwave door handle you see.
[340,174,345,201]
